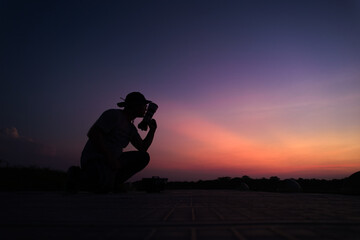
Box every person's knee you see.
[121,151,150,172]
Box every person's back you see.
[81,109,136,168]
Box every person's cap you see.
[117,92,152,108]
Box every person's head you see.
[117,92,151,119]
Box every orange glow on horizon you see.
[145,101,360,179]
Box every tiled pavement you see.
[1,190,359,239]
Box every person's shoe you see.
[65,166,81,193]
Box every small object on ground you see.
[239,182,250,191]
[277,178,302,193]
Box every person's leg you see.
[116,151,150,184]
[82,159,116,193]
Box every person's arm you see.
[87,126,119,169]
[131,119,157,152]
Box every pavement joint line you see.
[268,226,299,240]
[237,211,252,220]
[162,207,175,221]
[192,208,195,221]
[143,228,156,240]
[211,208,225,220]
[230,227,247,240]
[191,227,197,240]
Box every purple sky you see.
[1,0,360,180]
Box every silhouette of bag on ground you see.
[277,179,302,193]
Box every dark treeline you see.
[0,166,66,191]
[0,166,358,195]
[161,176,345,194]
[135,173,359,195]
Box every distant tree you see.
[270,176,280,182]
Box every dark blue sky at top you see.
[1,0,360,170]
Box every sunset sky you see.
[1,0,360,181]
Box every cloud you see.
[0,127,57,167]
[0,127,21,139]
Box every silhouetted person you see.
[79,92,157,193]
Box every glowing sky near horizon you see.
[1,0,360,180]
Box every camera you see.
[138,102,158,131]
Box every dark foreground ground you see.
[1,190,360,240]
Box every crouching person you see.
[78,92,157,193]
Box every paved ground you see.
[1,190,360,239]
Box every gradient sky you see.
[1,0,360,181]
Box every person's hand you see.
[148,119,157,131]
